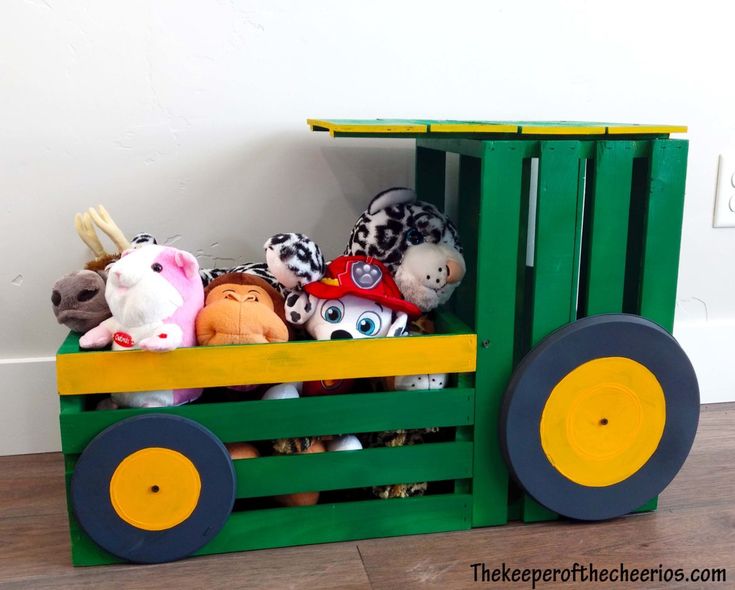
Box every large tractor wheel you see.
[71,414,235,563]
[500,314,699,521]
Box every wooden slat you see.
[415,146,446,209]
[59,388,475,454]
[307,119,428,135]
[234,442,473,498]
[581,141,635,315]
[638,139,689,332]
[199,494,471,557]
[67,494,472,566]
[529,141,583,342]
[521,123,606,135]
[470,140,536,526]
[523,140,583,523]
[57,332,476,395]
[607,124,688,135]
[429,121,518,133]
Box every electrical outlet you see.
[713,154,735,227]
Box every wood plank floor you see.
[0,403,732,590]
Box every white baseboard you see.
[0,358,61,456]
[0,320,729,456]
[674,319,735,404]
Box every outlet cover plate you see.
[714,154,735,227]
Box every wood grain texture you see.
[57,331,476,395]
[0,403,732,589]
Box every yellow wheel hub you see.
[109,447,201,531]
[540,357,666,487]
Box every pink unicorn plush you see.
[80,244,204,408]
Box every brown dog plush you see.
[196,272,289,346]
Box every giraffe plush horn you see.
[88,205,131,252]
[74,211,107,258]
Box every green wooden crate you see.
[57,120,689,564]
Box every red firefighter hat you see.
[304,255,421,319]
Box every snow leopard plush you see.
[344,187,466,313]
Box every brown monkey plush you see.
[196,272,289,346]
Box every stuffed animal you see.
[196,272,290,346]
[342,188,469,495]
[52,205,156,333]
[344,187,466,313]
[265,247,422,504]
[79,244,204,408]
[196,270,298,399]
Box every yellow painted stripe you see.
[57,334,477,395]
[430,123,518,133]
[307,119,427,135]
[606,125,687,135]
[520,125,607,135]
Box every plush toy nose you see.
[446,259,465,284]
[330,329,353,340]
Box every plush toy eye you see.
[151,263,163,272]
[406,228,424,246]
[77,288,99,302]
[356,311,381,336]
[322,300,345,324]
[51,290,61,306]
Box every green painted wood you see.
[415,146,446,210]
[58,330,83,355]
[59,395,84,414]
[68,511,122,566]
[638,139,689,332]
[581,141,635,315]
[623,155,652,314]
[635,497,659,513]
[569,159,588,322]
[68,494,471,566]
[529,141,583,343]
[522,140,584,523]
[197,494,471,559]
[454,154,481,327]
[471,140,535,526]
[234,441,473,498]
[59,388,475,454]
[417,138,487,158]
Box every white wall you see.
[1,0,733,455]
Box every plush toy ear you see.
[284,291,317,325]
[174,250,199,279]
[387,311,409,337]
[264,233,325,289]
[367,187,417,215]
[130,233,157,248]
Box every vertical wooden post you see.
[470,141,529,526]
[522,140,583,522]
[581,141,635,315]
[638,139,689,332]
[415,146,447,210]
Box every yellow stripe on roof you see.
[520,124,607,135]
[430,123,518,133]
[606,124,688,135]
[307,119,428,135]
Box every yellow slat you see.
[430,123,518,133]
[56,334,477,395]
[307,119,427,135]
[520,124,607,135]
[606,124,688,135]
